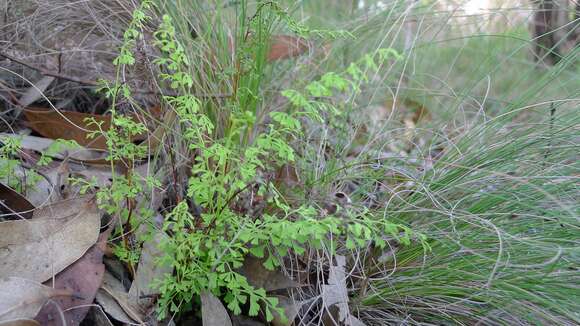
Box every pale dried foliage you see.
[0,0,158,112]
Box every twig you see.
[542,103,556,168]
[0,51,232,98]
[0,51,99,86]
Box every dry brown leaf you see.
[238,256,299,292]
[96,271,144,324]
[128,231,173,311]
[201,291,232,326]
[270,296,303,326]
[0,319,40,326]
[23,107,160,150]
[0,183,34,220]
[95,290,134,325]
[0,196,100,282]
[87,307,114,326]
[321,255,365,326]
[18,77,55,109]
[0,133,109,164]
[274,164,300,188]
[0,277,72,322]
[268,35,310,62]
[34,227,112,326]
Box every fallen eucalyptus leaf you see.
[0,319,40,326]
[95,290,134,325]
[0,277,71,322]
[129,230,173,311]
[0,196,100,282]
[23,107,157,150]
[270,296,303,326]
[201,291,232,326]
[321,255,365,326]
[0,133,108,164]
[96,271,144,324]
[35,227,112,326]
[0,182,34,220]
[268,35,310,62]
[18,77,55,109]
[238,256,299,292]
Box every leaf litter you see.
[96,271,145,324]
[0,196,100,282]
[0,182,34,220]
[34,226,112,326]
[0,277,72,322]
[201,291,232,326]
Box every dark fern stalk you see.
[542,103,556,168]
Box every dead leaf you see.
[270,296,303,326]
[321,255,365,326]
[95,290,134,325]
[0,133,109,164]
[0,196,100,282]
[238,256,299,292]
[201,291,232,326]
[274,164,300,188]
[268,35,310,62]
[87,307,114,326]
[128,231,173,311]
[322,255,347,310]
[0,182,34,220]
[0,277,72,322]
[23,107,160,150]
[142,108,176,151]
[25,161,67,207]
[18,77,55,109]
[0,319,40,326]
[96,271,144,324]
[231,315,264,326]
[34,227,112,326]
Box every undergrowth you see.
[90,0,426,321]
[2,0,578,325]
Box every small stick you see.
[542,103,556,168]
[0,51,232,98]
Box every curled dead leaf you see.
[321,255,365,326]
